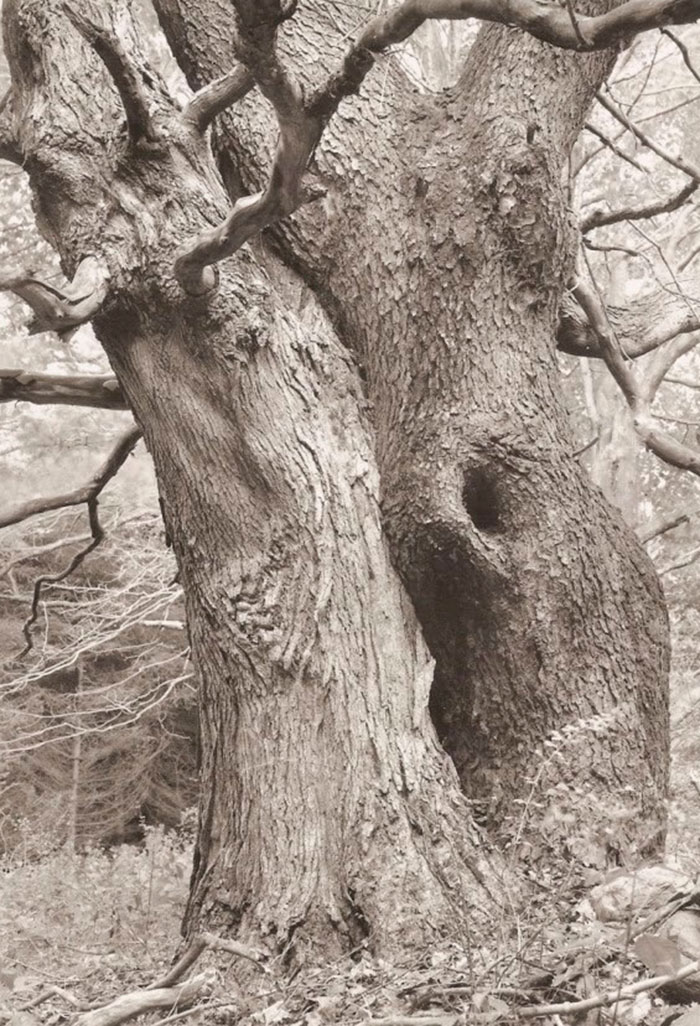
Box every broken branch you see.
[0,256,109,339]
[0,369,126,410]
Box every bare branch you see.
[0,256,110,339]
[661,27,700,84]
[183,66,255,133]
[582,178,698,231]
[19,498,104,656]
[665,373,700,388]
[582,122,645,174]
[312,0,700,118]
[597,88,700,181]
[661,542,700,574]
[151,931,267,991]
[645,331,700,399]
[61,4,158,146]
[0,426,141,531]
[572,279,700,477]
[0,369,126,410]
[638,506,699,542]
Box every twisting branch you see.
[0,426,141,531]
[175,2,324,292]
[19,498,104,656]
[61,4,158,146]
[0,426,142,654]
[310,0,700,111]
[183,66,255,133]
[0,256,110,339]
[174,0,700,291]
[582,179,699,231]
[0,369,126,410]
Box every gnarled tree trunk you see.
[153,3,670,847]
[3,0,671,965]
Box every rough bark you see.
[3,0,500,960]
[153,3,670,845]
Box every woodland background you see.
[1,4,700,1024]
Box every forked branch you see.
[175,1,323,292]
[62,4,157,146]
[0,256,110,339]
[573,278,700,476]
[0,425,141,531]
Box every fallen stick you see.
[519,958,700,1019]
[74,971,215,1026]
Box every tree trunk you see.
[153,6,670,850]
[4,0,500,960]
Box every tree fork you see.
[151,3,671,849]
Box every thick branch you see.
[62,4,158,146]
[0,256,110,339]
[582,178,698,231]
[183,66,255,133]
[311,0,700,119]
[557,286,700,358]
[0,426,141,530]
[0,369,126,410]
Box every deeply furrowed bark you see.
[3,0,501,960]
[152,3,670,850]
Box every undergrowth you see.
[0,824,191,983]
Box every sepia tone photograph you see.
[1,2,699,1024]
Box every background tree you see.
[1,0,699,968]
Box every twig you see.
[638,507,699,543]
